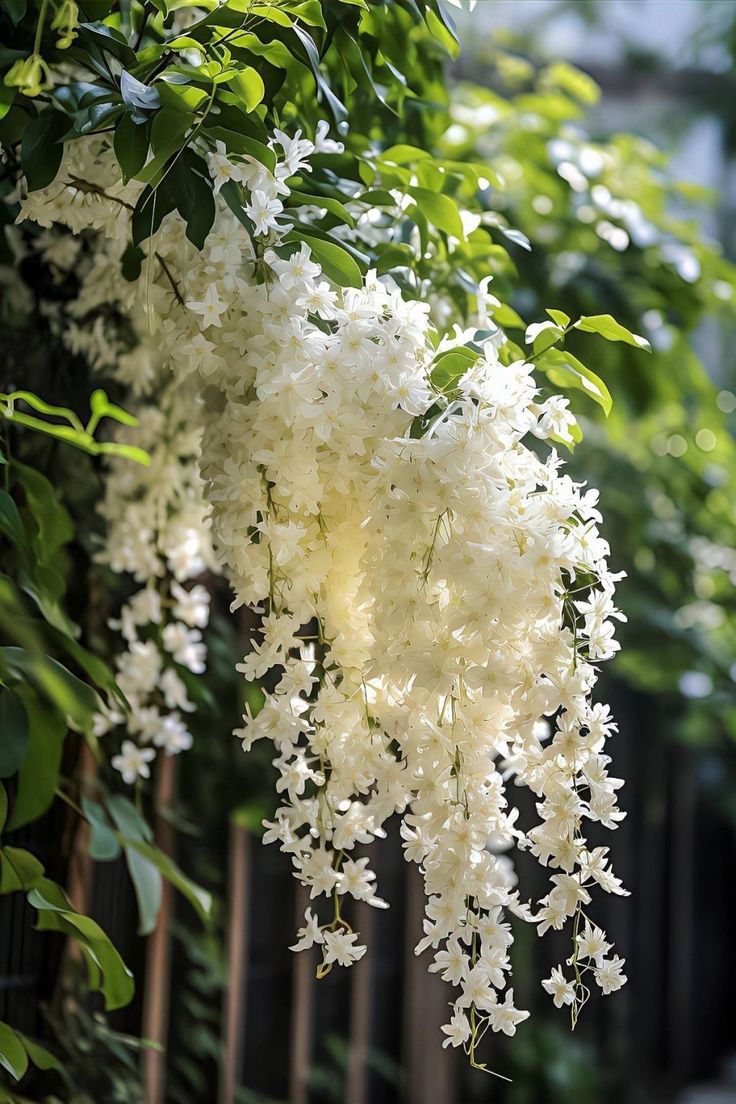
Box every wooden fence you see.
[3,683,736,1103]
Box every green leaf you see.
[430,347,478,393]
[0,846,45,893]
[285,189,355,229]
[545,308,571,328]
[539,348,613,416]
[81,797,121,862]
[543,61,600,105]
[205,127,275,171]
[380,143,432,165]
[489,303,526,329]
[17,1034,62,1073]
[29,877,134,1010]
[12,459,73,566]
[289,234,362,288]
[151,107,192,157]
[131,183,176,245]
[1,647,98,736]
[0,692,29,778]
[21,110,69,191]
[121,241,144,281]
[6,687,66,830]
[166,148,215,249]
[0,1022,28,1081]
[124,838,212,924]
[226,66,265,112]
[0,81,15,122]
[45,627,126,709]
[106,796,161,935]
[408,187,465,239]
[575,314,651,351]
[114,114,149,182]
[0,488,30,555]
[0,782,6,833]
[0,0,26,24]
[157,82,208,114]
[77,21,137,64]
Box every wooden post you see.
[142,754,177,1104]
[289,882,313,1104]
[219,823,251,1104]
[346,900,373,1104]
[403,865,457,1104]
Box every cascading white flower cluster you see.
[19,124,628,1057]
[18,147,216,783]
[94,386,215,783]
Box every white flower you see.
[542,966,576,1008]
[162,622,206,673]
[313,120,344,155]
[153,713,193,755]
[186,284,228,327]
[171,581,210,628]
[429,940,468,986]
[488,990,529,1037]
[273,127,314,176]
[111,740,156,784]
[441,1010,470,1049]
[246,190,283,236]
[576,921,611,966]
[290,908,324,951]
[594,956,627,995]
[321,929,367,967]
[159,666,194,712]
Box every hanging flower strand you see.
[19,121,628,1065]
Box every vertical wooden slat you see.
[289,882,313,1104]
[346,899,373,1104]
[142,754,177,1104]
[403,865,457,1104]
[219,823,251,1104]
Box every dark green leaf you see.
[21,110,70,191]
[167,148,215,249]
[288,233,362,288]
[0,1021,28,1081]
[114,114,149,182]
[0,846,45,892]
[12,459,73,567]
[0,691,29,778]
[0,488,30,555]
[17,1033,63,1073]
[7,688,66,830]
[29,877,134,1010]
[1,647,98,736]
[0,0,26,24]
